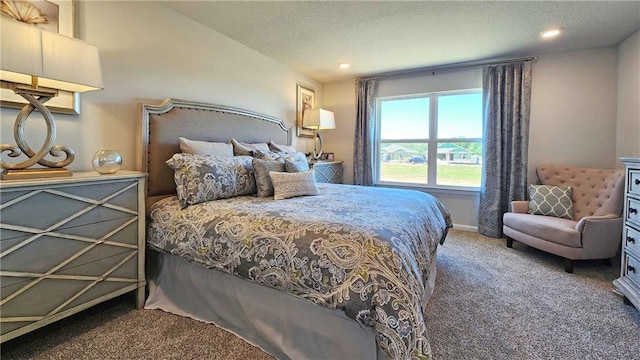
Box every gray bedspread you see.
[147,183,451,359]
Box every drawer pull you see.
[630,207,638,215]
[628,236,636,244]
[635,179,640,185]
[628,265,636,274]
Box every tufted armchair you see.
[503,164,625,273]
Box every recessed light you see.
[339,63,350,69]
[540,28,562,39]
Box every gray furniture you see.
[503,164,625,273]
[614,158,640,310]
[310,160,343,184]
[0,171,146,343]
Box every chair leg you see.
[602,258,613,267]
[564,259,574,273]
[506,237,513,248]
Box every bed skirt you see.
[145,249,438,359]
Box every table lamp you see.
[302,108,335,160]
[1,19,103,180]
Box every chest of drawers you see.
[614,158,640,310]
[0,171,146,342]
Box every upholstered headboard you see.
[138,98,292,208]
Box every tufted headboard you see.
[536,164,625,220]
[137,98,292,210]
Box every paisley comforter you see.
[147,183,451,359]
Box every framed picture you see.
[322,152,334,161]
[296,84,315,138]
[0,0,80,115]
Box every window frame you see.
[374,88,483,191]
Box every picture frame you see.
[322,152,334,161]
[296,84,315,138]
[0,0,80,115]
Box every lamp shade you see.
[1,19,103,93]
[302,108,335,130]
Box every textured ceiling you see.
[160,1,640,83]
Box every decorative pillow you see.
[268,141,297,154]
[528,185,574,220]
[179,137,233,157]
[230,138,270,156]
[269,170,320,200]
[287,151,308,163]
[250,149,286,161]
[252,158,285,197]
[284,156,310,172]
[166,153,256,207]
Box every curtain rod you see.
[357,56,537,81]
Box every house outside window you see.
[376,89,483,189]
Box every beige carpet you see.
[2,229,639,359]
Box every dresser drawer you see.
[625,226,640,259]
[627,197,640,226]
[625,253,640,288]
[630,169,640,195]
[0,171,146,343]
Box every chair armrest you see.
[575,214,620,232]
[510,201,530,213]
[576,215,623,259]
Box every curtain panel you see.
[353,79,377,186]
[478,61,533,238]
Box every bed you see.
[138,98,452,359]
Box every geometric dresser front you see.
[0,171,146,343]
[614,158,640,311]
[310,161,344,184]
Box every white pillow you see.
[179,137,233,157]
[269,170,319,200]
[268,141,297,154]
[230,138,270,156]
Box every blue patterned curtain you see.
[478,61,533,237]
[353,79,377,186]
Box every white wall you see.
[1,2,321,172]
[616,30,640,161]
[324,47,622,229]
[527,47,619,184]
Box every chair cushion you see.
[503,212,581,248]
[528,184,574,220]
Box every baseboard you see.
[452,224,478,232]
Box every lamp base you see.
[1,168,72,180]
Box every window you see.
[376,89,483,188]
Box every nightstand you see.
[309,161,343,184]
[0,171,147,343]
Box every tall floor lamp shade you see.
[302,108,335,160]
[0,19,103,180]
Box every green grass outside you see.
[380,163,481,187]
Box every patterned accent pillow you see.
[268,141,297,154]
[179,137,233,157]
[166,153,256,207]
[528,185,574,220]
[230,138,270,156]
[269,170,320,200]
[284,156,310,172]
[250,150,286,161]
[252,158,285,197]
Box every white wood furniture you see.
[310,160,343,184]
[614,158,640,310]
[0,171,146,342]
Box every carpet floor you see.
[2,229,639,359]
